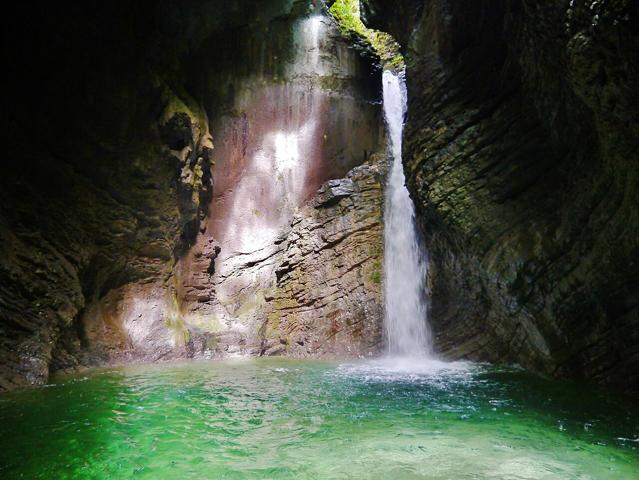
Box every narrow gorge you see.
[1,1,638,478]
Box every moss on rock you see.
[329,0,403,70]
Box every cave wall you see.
[1,0,385,390]
[170,9,383,357]
[1,0,230,390]
[368,0,639,389]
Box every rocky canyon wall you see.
[171,9,384,358]
[367,0,639,389]
[1,0,385,390]
[1,0,224,390]
[6,0,636,393]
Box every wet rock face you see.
[73,154,386,364]
[261,157,385,357]
[1,1,385,390]
[372,0,639,389]
[0,0,264,390]
[173,8,383,353]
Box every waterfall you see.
[382,70,433,358]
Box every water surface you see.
[0,358,637,479]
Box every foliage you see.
[329,0,404,71]
[329,0,367,36]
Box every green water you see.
[0,358,637,479]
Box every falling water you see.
[382,70,433,358]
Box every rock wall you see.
[1,1,224,390]
[368,0,639,390]
[261,157,386,357]
[76,154,386,365]
[0,0,386,390]
[170,7,383,357]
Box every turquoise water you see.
[0,358,637,479]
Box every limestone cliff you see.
[1,0,385,390]
[261,157,385,357]
[366,0,639,389]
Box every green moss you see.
[329,0,366,35]
[185,313,222,333]
[206,335,219,351]
[369,259,382,284]
[164,313,190,345]
[319,75,349,91]
[329,0,403,71]
[234,290,266,318]
[264,312,281,339]
[163,290,190,346]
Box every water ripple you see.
[0,358,637,479]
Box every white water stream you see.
[382,70,434,358]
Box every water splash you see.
[382,70,433,358]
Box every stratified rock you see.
[0,1,386,390]
[314,179,357,207]
[262,156,386,357]
[368,0,639,390]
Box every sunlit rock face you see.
[175,6,383,356]
[366,0,639,390]
[0,1,383,390]
[261,157,386,357]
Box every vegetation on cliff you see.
[328,0,403,70]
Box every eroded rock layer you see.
[1,1,385,390]
[261,157,385,357]
[1,1,223,390]
[368,0,639,389]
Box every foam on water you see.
[337,356,471,383]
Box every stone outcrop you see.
[367,0,639,390]
[261,157,385,357]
